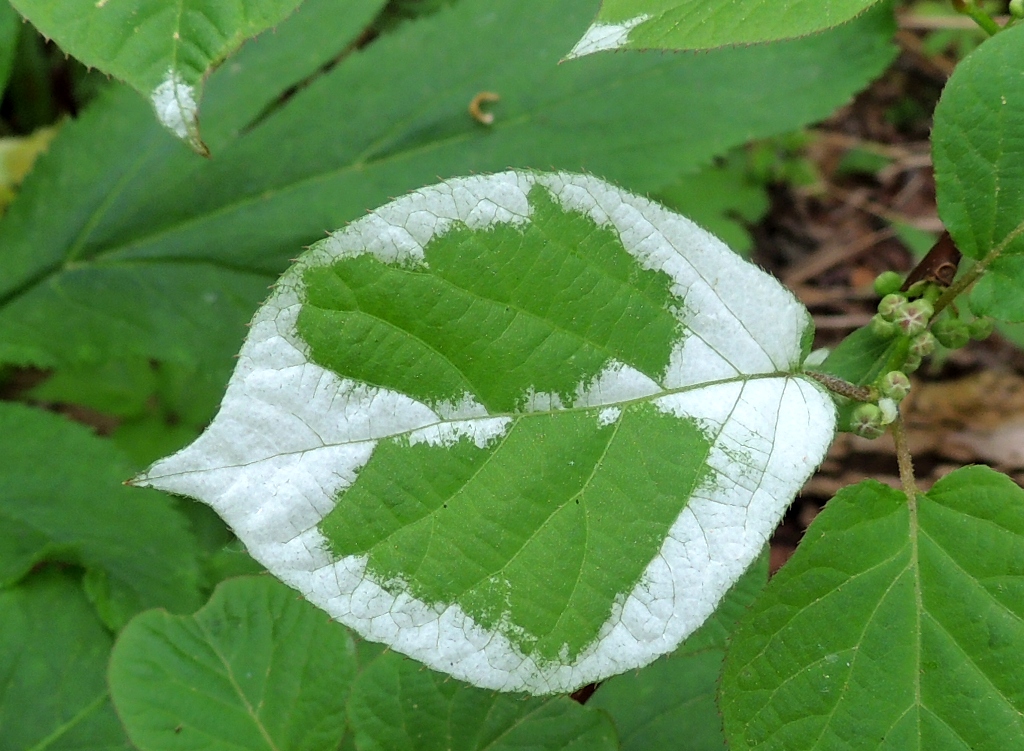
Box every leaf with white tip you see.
[136,171,837,695]
[9,0,305,152]
[567,0,884,57]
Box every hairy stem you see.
[890,415,918,505]
[804,371,877,402]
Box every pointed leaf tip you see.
[139,170,837,694]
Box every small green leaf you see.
[590,552,768,751]
[721,467,1024,750]
[348,652,618,751]
[568,0,884,56]
[136,171,836,694]
[0,402,203,627]
[0,0,896,382]
[933,23,1024,322]
[0,570,131,751]
[8,0,305,152]
[109,575,358,751]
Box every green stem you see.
[954,0,1002,35]
[890,415,919,505]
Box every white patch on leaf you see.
[564,15,650,60]
[151,69,198,140]
[137,170,836,695]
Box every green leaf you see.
[0,0,896,387]
[568,0,884,56]
[655,154,770,258]
[0,402,203,628]
[933,23,1024,322]
[0,2,19,97]
[590,552,768,751]
[136,171,837,694]
[348,651,618,751]
[0,569,131,751]
[721,467,1024,750]
[8,0,305,152]
[109,575,358,751]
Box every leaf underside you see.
[137,171,836,694]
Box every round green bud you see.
[1012,0,1024,19]
[879,371,911,401]
[903,353,923,374]
[923,284,942,305]
[871,314,898,339]
[878,293,906,321]
[895,299,933,336]
[851,403,885,439]
[932,317,970,349]
[968,317,994,341]
[910,331,936,358]
[873,271,904,297]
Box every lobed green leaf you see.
[348,653,618,751]
[721,467,1024,750]
[109,575,358,751]
[0,402,204,628]
[0,570,131,750]
[568,0,884,56]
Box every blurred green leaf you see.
[347,652,619,751]
[655,154,770,257]
[0,569,131,750]
[0,402,203,628]
[721,468,1024,750]
[0,0,896,405]
[569,0,884,55]
[933,23,1024,322]
[0,3,18,97]
[109,575,358,751]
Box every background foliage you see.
[2,0,1023,749]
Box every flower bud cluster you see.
[867,271,992,375]
[849,370,913,439]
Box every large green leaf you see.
[721,467,1024,750]
[0,570,131,751]
[108,575,358,751]
[0,2,19,97]
[933,23,1024,322]
[568,0,883,56]
[348,651,618,751]
[8,0,305,152]
[590,552,768,751]
[0,0,896,394]
[0,402,203,628]
[136,171,837,694]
